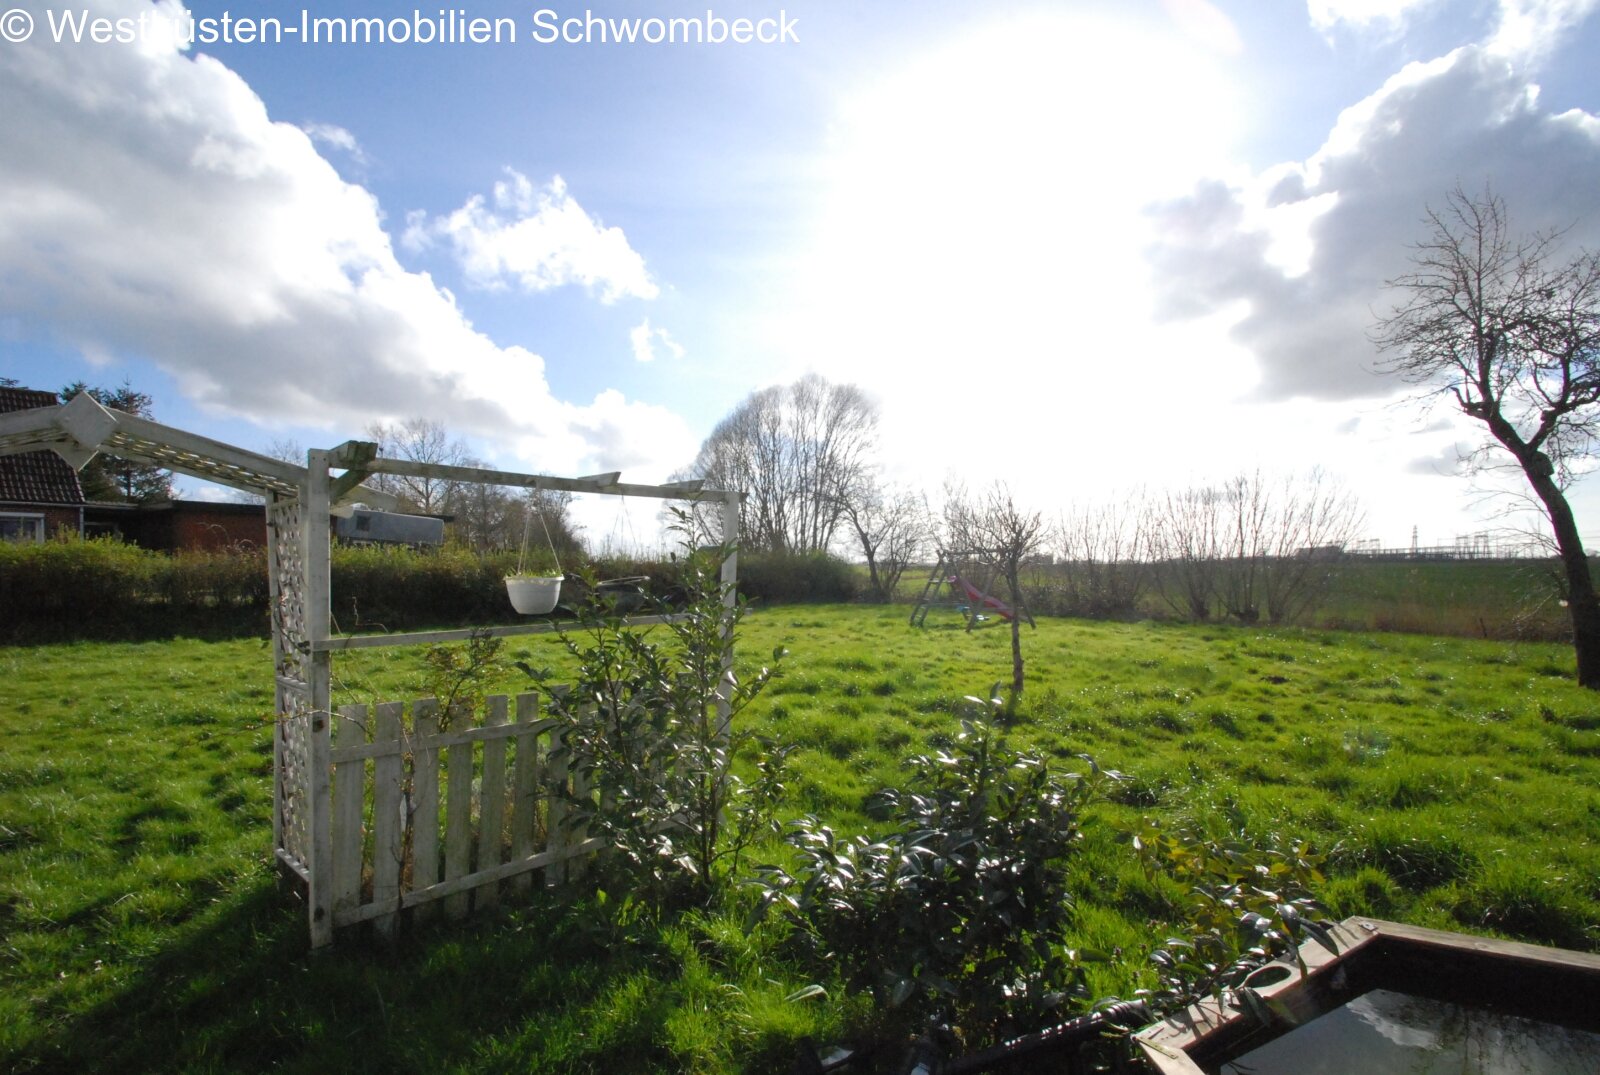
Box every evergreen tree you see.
[58,380,176,502]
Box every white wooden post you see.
[267,492,287,865]
[305,449,335,948]
[717,492,741,738]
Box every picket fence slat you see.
[510,693,541,898]
[411,699,441,926]
[477,696,509,910]
[545,725,570,889]
[370,701,404,937]
[331,705,366,918]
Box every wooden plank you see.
[358,455,734,502]
[370,701,404,938]
[329,716,555,763]
[476,696,509,910]
[443,704,475,919]
[565,715,592,885]
[509,693,541,898]
[311,614,691,652]
[331,705,367,921]
[410,700,441,925]
[333,836,608,925]
[545,724,569,890]
[271,711,285,870]
[305,451,335,948]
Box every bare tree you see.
[1256,470,1365,625]
[431,468,580,558]
[1374,187,1600,686]
[364,417,471,515]
[1051,495,1152,619]
[1150,471,1364,626]
[944,483,1044,704]
[841,482,933,602]
[689,375,878,553]
[1150,484,1226,622]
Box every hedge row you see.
[0,536,860,642]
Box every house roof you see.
[0,387,85,507]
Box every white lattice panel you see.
[269,499,308,685]
[277,688,313,874]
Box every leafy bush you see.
[526,537,789,908]
[751,699,1115,1037]
[0,532,155,619]
[330,543,511,629]
[1133,818,1335,1013]
[738,552,859,605]
[151,545,269,609]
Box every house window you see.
[0,513,46,543]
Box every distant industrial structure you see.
[1335,531,1554,561]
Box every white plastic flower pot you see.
[505,575,562,615]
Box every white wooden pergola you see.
[0,393,741,945]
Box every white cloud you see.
[1145,45,1600,402]
[1310,0,1600,62]
[301,122,367,165]
[1488,0,1600,60]
[1307,0,1440,34]
[629,319,685,363]
[405,170,658,302]
[0,0,687,476]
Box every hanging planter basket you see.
[505,574,563,615]
[507,493,564,615]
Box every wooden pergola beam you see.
[356,455,736,502]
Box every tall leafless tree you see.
[1051,495,1152,619]
[944,483,1044,704]
[1374,187,1600,687]
[841,482,933,602]
[1149,484,1226,622]
[689,375,878,554]
[364,417,471,515]
[1255,469,1365,625]
[1149,470,1361,626]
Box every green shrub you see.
[330,543,509,629]
[526,542,789,908]
[738,552,858,605]
[1134,819,1335,1013]
[752,700,1115,1037]
[0,533,155,619]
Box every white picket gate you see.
[325,691,600,934]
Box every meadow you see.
[3,603,1599,1072]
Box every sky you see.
[4,0,1600,551]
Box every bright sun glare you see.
[780,10,1260,494]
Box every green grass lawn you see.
[4,606,1599,1072]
